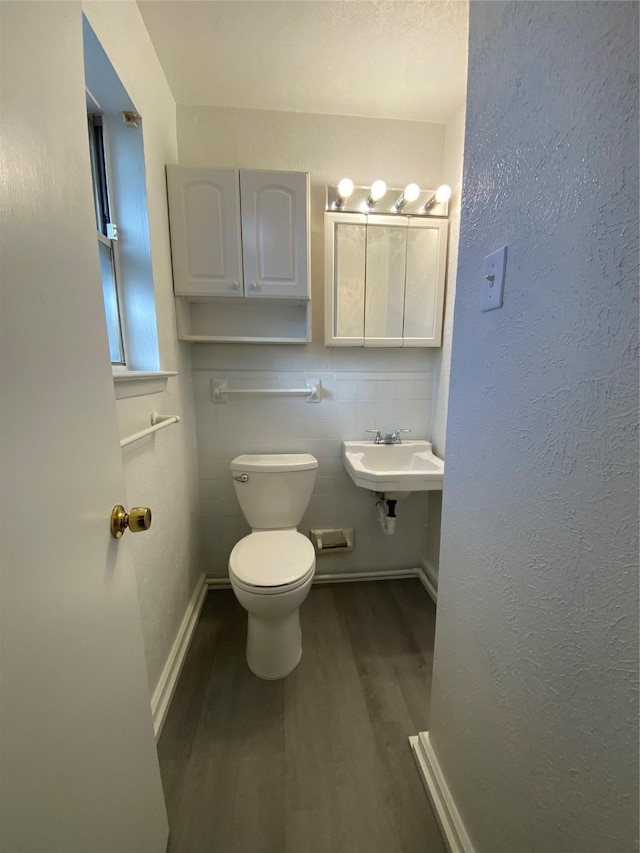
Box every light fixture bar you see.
[325,183,449,216]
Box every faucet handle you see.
[365,428,382,444]
[391,428,411,443]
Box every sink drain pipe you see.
[375,494,397,536]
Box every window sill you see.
[112,370,177,400]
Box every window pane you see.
[88,116,110,236]
[98,240,124,363]
[87,117,103,233]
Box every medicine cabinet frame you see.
[324,211,448,347]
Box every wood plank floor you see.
[158,579,445,853]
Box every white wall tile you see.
[374,380,396,401]
[296,419,354,441]
[356,379,377,401]
[194,364,434,577]
[334,379,358,400]
[393,380,414,400]
[413,378,433,399]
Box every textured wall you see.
[84,2,201,699]
[428,3,639,852]
[178,106,453,577]
[140,1,468,123]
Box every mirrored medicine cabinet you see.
[324,211,448,347]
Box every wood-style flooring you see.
[158,579,445,853]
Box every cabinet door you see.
[240,170,309,299]
[403,218,448,346]
[167,166,243,297]
[364,216,407,347]
[324,212,366,346]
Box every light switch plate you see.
[481,246,507,312]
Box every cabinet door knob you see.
[231,281,240,290]
[249,281,259,292]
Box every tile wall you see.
[193,368,433,577]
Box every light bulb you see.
[337,178,354,200]
[403,183,420,203]
[370,180,387,201]
[435,184,452,204]
[366,179,387,208]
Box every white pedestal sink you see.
[342,440,444,494]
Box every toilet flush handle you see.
[233,474,249,483]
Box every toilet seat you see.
[229,530,315,594]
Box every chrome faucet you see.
[365,428,411,445]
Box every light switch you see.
[481,246,507,312]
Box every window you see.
[83,16,161,379]
[87,113,125,364]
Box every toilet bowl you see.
[228,454,318,679]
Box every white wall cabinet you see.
[167,166,310,342]
[324,212,448,347]
[239,170,309,299]
[167,167,243,297]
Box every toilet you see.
[228,453,318,679]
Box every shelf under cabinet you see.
[175,296,311,344]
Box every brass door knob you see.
[110,505,152,539]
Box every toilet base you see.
[246,609,302,680]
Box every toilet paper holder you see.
[309,528,354,555]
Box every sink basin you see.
[342,440,444,493]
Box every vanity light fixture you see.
[366,180,387,208]
[326,182,449,217]
[423,184,452,212]
[335,177,354,209]
[394,183,420,211]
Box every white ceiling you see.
[137,1,468,124]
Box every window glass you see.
[88,115,125,365]
[98,239,125,363]
[84,15,161,373]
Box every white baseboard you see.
[151,574,208,740]
[206,577,231,588]
[409,731,475,853]
[418,559,438,604]
[313,568,421,585]
[206,568,437,594]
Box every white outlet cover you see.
[481,246,507,312]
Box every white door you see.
[240,169,310,299]
[167,166,244,297]
[0,5,168,851]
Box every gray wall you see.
[429,3,639,852]
[178,105,455,577]
[84,1,201,703]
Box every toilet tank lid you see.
[230,453,318,473]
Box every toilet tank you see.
[230,454,318,530]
